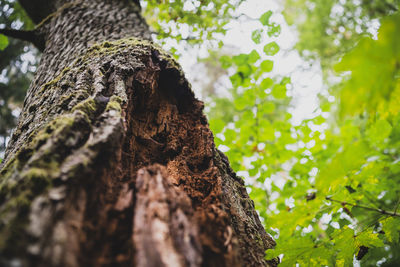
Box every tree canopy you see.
[1,0,400,266]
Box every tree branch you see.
[18,0,55,24]
[0,28,44,51]
[325,196,400,218]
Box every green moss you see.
[20,168,51,194]
[30,159,60,177]
[21,167,48,180]
[39,67,71,93]
[0,113,78,188]
[0,115,72,249]
[102,41,112,48]
[0,157,17,178]
[0,188,42,252]
[0,179,15,203]
[1,166,52,199]
[47,114,75,130]
[105,96,123,112]
[29,115,75,150]
[82,37,181,70]
[59,91,91,109]
[71,97,97,120]
[59,92,75,103]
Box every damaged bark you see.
[133,165,202,267]
[0,0,278,266]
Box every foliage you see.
[143,0,244,52]
[0,33,8,50]
[283,0,400,75]
[0,0,37,154]
[208,5,400,267]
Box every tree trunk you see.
[0,0,278,266]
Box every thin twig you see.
[325,196,400,218]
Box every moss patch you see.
[71,98,98,121]
[105,96,123,112]
[39,67,71,93]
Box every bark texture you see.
[0,0,278,266]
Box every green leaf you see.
[249,166,258,176]
[260,60,274,72]
[265,249,279,260]
[248,50,260,64]
[367,119,392,144]
[260,10,273,26]
[224,129,237,143]
[272,84,286,99]
[381,217,400,243]
[263,42,280,56]
[267,23,281,37]
[234,89,256,110]
[260,102,275,114]
[260,78,273,89]
[259,120,275,141]
[230,73,243,87]
[333,227,357,266]
[220,55,232,69]
[232,53,248,66]
[234,96,247,110]
[209,119,225,134]
[356,229,384,248]
[0,34,8,50]
[251,29,263,44]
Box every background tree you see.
[0,0,277,266]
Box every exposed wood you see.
[133,165,202,267]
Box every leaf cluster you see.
[207,7,400,266]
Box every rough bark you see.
[0,0,278,266]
